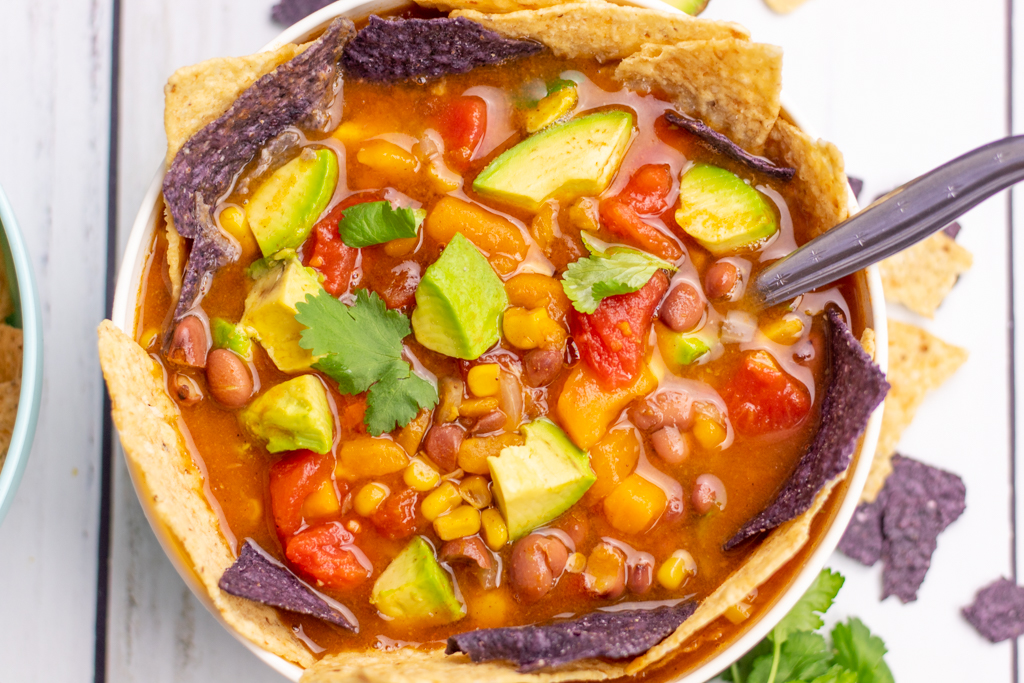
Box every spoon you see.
[752,135,1024,307]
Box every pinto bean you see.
[168,316,208,368]
[651,426,693,465]
[705,262,739,300]
[555,508,589,547]
[583,543,626,600]
[471,409,507,435]
[171,373,202,406]
[206,349,253,408]
[627,554,655,595]
[423,424,465,472]
[510,534,568,602]
[524,347,562,387]
[629,391,694,433]
[660,283,704,332]
[693,474,727,514]
[440,536,498,589]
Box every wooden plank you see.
[0,0,114,681]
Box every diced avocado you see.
[674,163,778,256]
[210,317,253,360]
[411,233,508,360]
[657,323,719,367]
[370,536,466,625]
[487,418,596,540]
[241,258,323,373]
[246,148,339,257]
[525,84,579,133]
[240,375,333,454]
[473,111,634,212]
[666,0,708,15]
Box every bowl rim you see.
[110,3,888,680]
[0,184,45,527]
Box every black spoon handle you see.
[752,135,1024,307]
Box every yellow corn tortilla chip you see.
[0,379,19,472]
[454,4,748,63]
[0,257,14,324]
[879,232,973,318]
[615,40,780,153]
[0,323,23,384]
[860,328,876,361]
[764,118,849,239]
[764,0,812,13]
[97,320,315,668]
[862,320,967,501]
[416,0,587,13]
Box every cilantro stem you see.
[730,661,743,683]
[765,638,782,683]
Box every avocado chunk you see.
[487,418,596,540]
[241,258,323,373]
[210,317,253,360]
[473,111,634,212]
[240,375,333,454]
[246,148,339,257]
[658,324,719,367]
[411,233,508,360]
[370,536,466,625]
[674,163,778,255]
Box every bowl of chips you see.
[0,184,43,526]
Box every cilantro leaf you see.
[295,289,437,435]
[831,618,894,683]
[803,665,858,683]
[747,633,832,683]
[771,568,845,646]
[561,243,676,314]
[724,637,772,682]
[338,200,425,248]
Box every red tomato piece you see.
[285,521,372,590]
[304,191,384,296]
[617,164,673,215]
[571,271,669,389]
[371,488,422,540]
[599,198,683,262]
[377,262,421,310]
[721,350,811,436]
[268,450,335,538]
[436,96,486,171]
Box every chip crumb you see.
[880,231,972,318]
[963,577,1024,643]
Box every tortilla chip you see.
[0,256,14,323]
[0,323,23,384]
[862,320,967,501]
[879,232,973,318]
[165,211,184,304]
[417,0,588,13]
[615,40,780,153]
[763,119,849,239]
[0,379,19,471]
[455,4,749,63]
[764,0,811,13]
[860,328,876,360]
[97,321,315,668]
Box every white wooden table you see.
[0,0,1018,680]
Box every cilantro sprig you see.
[561,236,676,314]
[724,569,893,683]
[338,200,425,248]
[296,289,437,436]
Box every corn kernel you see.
[354,482,390,517]
[693,413,727,450]
[459,397,500,418]
[603,474,668,535]
[467,364,501,397]
[761,315,805,345]
[434,504,481,541]
[302,479,341,519]
[724,601,753,624]
[356,139,419,178]
[656,549,697,590]
[421,481,462,521]
[459,475,493,509]
[481,508,509,550]
[404,458,441,492]
[565,552,587,574]
[502,306,567,350]
[220,205,260,259]
[139,327,160,350]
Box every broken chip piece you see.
[836,495,884,566]
[665,111,795,181]
[847,175,863,201]
[879,231,972,319]
[962,577,1024,643]
[724,309,888,550]
[219,539,358,631]
[271,0,335,26]
[446,602,697,672]
[341,16,542,82]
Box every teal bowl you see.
[0,184,43,525]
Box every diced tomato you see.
[617,164,674,215]
[377,262,421,310]
[371,487,422,540]
[570,271,669,389]
[285,521,372,590]
[436,96,486,171]
[721,350,811,436]
[599,198,683,262]
[304,191,384,296]
[268,450,336,538]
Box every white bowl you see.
[111,2,887,680]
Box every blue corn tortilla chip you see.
[837,496,884,566]
[342,16,543,83]
[847,176,863,201]
[881,454,965,603]
[446,602,697,672]
[219,539,358,630]
[724,309,889,550]
[963,577,1024,643]
[943,220,962,240]
[162,18,354,321]
[665,111,795,181]
[271,0,335,26]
